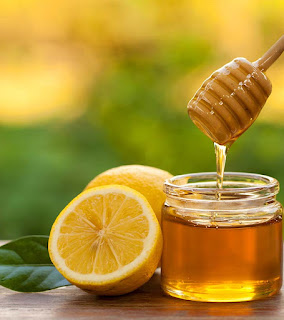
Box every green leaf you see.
[0,236,72,292]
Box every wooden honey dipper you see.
[187,35,284,146]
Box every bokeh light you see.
[0,0,283,238]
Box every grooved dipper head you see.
[187,58,272,145]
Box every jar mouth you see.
[164,172,279,201]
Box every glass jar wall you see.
[161,172,283,302]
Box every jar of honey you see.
[161,172,283,302]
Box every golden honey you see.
[161,173,283,302]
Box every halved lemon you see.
[48,185,162,295]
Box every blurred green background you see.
[0,0,283,238]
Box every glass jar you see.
[161,172,283,302]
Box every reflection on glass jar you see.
[161,172,283,302]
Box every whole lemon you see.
[85,165,173,224]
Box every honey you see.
[161,173,283,302]
[162,37,284,302]
[214,142,228,190]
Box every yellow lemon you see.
[48,185,162,295]
[85,165,173,224]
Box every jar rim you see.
[164,172,279,200]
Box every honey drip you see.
[214,142,228,190]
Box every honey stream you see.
[214,142,228,191]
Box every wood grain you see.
[0,241,283,319]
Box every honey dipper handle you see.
[253,35,284,72]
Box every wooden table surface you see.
[1,241,283,320]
